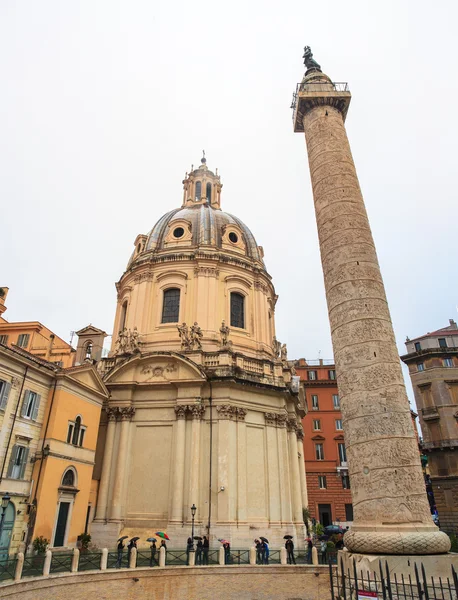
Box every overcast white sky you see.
[1,1,457,407]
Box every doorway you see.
[0,502,15,560]
[318,503,332,527]
[53,502,70,547]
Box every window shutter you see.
[0,381,11,410]
[21,391,30,417]
[31,394,41,421]
[6,446,18,478]
[19,447,29,479]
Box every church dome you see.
[127,157,265,269]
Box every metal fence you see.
[330,556,458,600]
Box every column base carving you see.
[344,529,451,555]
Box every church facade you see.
[91,158,307,548]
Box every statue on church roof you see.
[177,322,191,350]
[303,46,321,72]
[190,322,203,350]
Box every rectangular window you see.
[161,288,180,323]
[7,445,29,479]
[230,293,245,329]
[0,335,8,345]
[17,334,30,348]
[311,395,319,410]
[414,342,421,352]
[308,370,317,380]
[345,504,354,521]
[439,338,447,348]
[342,475,351,489]
[333,394,340,409]
[335,419,343,430]
[0,379,11,411]
[318,475,327,489]
[315,443,324,460]
[313,419,321,431]
[20,390,41,421]
[67,423,74,444]
[443,358,454,368]
[328,369,336,380]
[79,428,86,447]
[417,363,425,372]
[338,443,347,464]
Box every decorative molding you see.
[194,267,219,278]
[119,406,136,421]
[296,426,304,441]
[216,404,237,420]
[175,405,187,420]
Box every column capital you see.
[286,418,298,433]
[276,413,288,428]
[236,407,247,421]
[264,412,278,427]
[216,404,237,420]
[119,406,135,421]
[188,404,205,420]
[296,426,305,441]
[105,407,118,421]
[175,405,187,420]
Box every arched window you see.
[85,342,93,359]
[230,293,245,329]
[120,301,128,331]
[72,416,81,445]
[195,181,202,200]
[62,469,75,487]
[161,288,180,323]
[206,182,212,202]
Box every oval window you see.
[173,227,185,239]
[229,232,238,244]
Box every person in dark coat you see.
[223,542,231,564]
[306,537,313,564]
[116,538,125,568]
[262,540,269,565]
[196,539,203,565]
[255,539,263,564]
[186,537,193,565]
[149,539,157,567]
[285,538,296,565]
[202,536,209,565]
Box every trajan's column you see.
[293,47,450,555]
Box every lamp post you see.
[191,503,197,549]
[0,492,10,558]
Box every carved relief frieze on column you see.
[216,404,237,420]
[174,405,187,420]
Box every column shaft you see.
[110,407,134,521]
[170,408,186,522]
[95,409,117,521]
[287,423,303,523]
[236,412,247,522]
[189,406,204,518]
[276,415,292,523]
[299,73,450,553]
[297,432,308,512]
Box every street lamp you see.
[0,492,10,553]
[190,504,197,549]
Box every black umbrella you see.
[117,535,128,542]
[260,536,269,543]
[193,536,203,541]
[130,537,140,542]
[283,535,293,540]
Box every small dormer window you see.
[195,181,202,200]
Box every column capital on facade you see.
[276,412,288,428]
[236,407,247,421]
[264,412,278,427]
[216,404,237,420]
[174,405,188,420]
[188,404,206,420]
[105,407,118,421]
[296,425,304,441]
[119,406,135,421]
[286,417,298,433]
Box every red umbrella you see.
[218,538,230,544]
[155,531,170,540]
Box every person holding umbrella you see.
[202,535,209,565]
[255,539,263,565]
[195,537,203,565]
[284,535,296,565]
[260,537,269,565]
[116,536,128,568]
[127,537,139,567]
[186,537,193,565]
[147,538,157,567]
[223,541,231,565]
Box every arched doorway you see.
[0,502,15,560]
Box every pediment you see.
[61,365,108,398]
[334,434,345,441]
[104,352,206,385]
[75,325,107,336]
[311,434,325,441]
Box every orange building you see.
[295,359,353,528]
[0,288,75,368]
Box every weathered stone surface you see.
[300,71,450,554]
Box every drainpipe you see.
[0,366,28,483]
